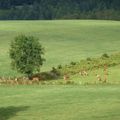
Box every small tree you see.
[9,35,45,79]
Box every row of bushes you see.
[56,52,120,75]
[1,52,120,81]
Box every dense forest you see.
[0,0,120,20]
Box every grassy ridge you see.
[0,20,120,76]
[58,52,120,75]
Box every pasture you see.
[0,20,120,120]
[0,20,120,77]
[0,85,120,120]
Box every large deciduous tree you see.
[9,35,45,79]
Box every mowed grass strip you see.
[0,85,120,120]
[0,20,120,76]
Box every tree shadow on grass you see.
[0,106,29,120]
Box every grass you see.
[0,20,120,120]
[39,64,120,85]
[0,85,120,120]
[0,20,120,76]
[70,65,120,85]
[58,52,120,75]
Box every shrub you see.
[86,57,92,61]
[57,64,62,69]
[70,61,76,66]
[101,53,109,59]
[65,80,75,85]
[40,71,60,80]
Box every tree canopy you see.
[9,35,45,79]
[0,0,120,20]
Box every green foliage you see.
[0,0,120,20]
[58,52,120,75]
[0,20,120,77]
[86,57,92,61]
[40,72,59,80]
[57,65,62,69]
[9,35,45,78]
[36,67,61,80]
[101,53,109,59]
[70,61,77,66]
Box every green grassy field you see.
[0,20,120,76]
[70,65,120,85]
[0,85,120,120]
[0,20,120,120]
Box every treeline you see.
[0,0,120,20]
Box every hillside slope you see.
[0,20,120,76]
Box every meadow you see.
[0,20,120,120]
[0,85,120,120]
[0,20,120,76]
